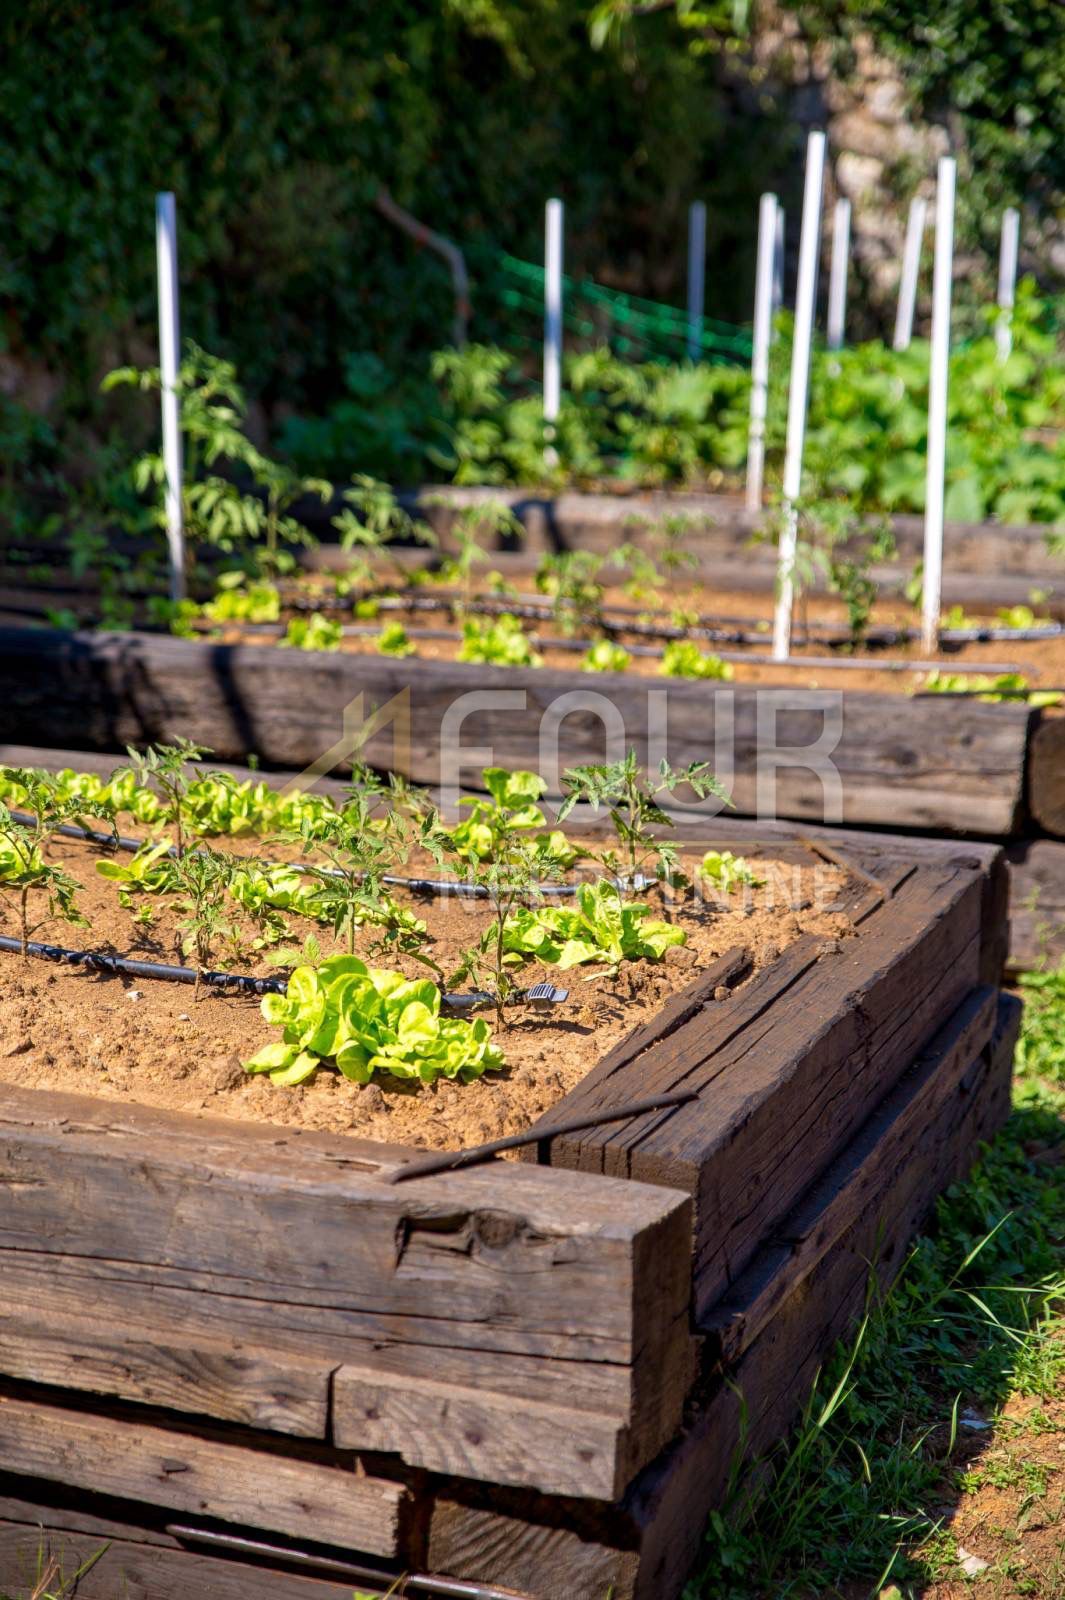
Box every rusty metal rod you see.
[384,1087,698,1184]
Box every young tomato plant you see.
[558,751,730,886]
[168,845,239,996]
[0,769,118,953]
[281,783,410,955]
[440,831,562,1030]
[116,739,209,857]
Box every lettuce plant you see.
[457,613,541,667]
[500,880,685,975]
[280,612,343,651]
[700,850,764,893]
[581,639,631,673]
[446,768,579,869]
[917,670,1062,707]
[660,640,733,680]
[95,840,175,906]
[201,578,281,624]
[244,956,504,1086]
[376,620,415,657]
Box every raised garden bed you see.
[2,621,1062,843]
[0,762,1016,1599]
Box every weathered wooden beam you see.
[0,628,1037,836]
[0,1087,694,1502]
[535,862,990,1317]
[0,1390,407,1556]
[1028,714,1065,840]
[428,990,1020,1600]
[1005,835,1065,970]
[0,1497,377,1600]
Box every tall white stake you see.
[746,193,778,513]
[892,196,926,352]
[543,199,564,433]
[686,201,707,361]
[772,205,785,334]
[996,206,1020,363]
[772,130,826,662]
[921,156,957,657]
[155,192,186,603]
[826,196,851,352]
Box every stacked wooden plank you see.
[1,624,1061,965]
[0,833,1015,1598]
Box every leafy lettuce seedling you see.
[500,881,685,976]
[660,640,733,680]
[447,768,579,869]
[700,850,765,893]
[581,639,631,673]
[457,613,541,667]
[244,957,504,1086]
[918,671,1062,707]
[280,613,343,651]
[376,620,415,657]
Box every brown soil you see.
[203,576,1065,697]
[0,834,850,1152]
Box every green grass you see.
[685,967,1065,1600]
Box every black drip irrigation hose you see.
[16,811,656,899]
[0,934,569,1013]
[0,934,285,994]
[288,589,1065,648]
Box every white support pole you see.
[892,196,926,352]
[155,192,186,602]
[771,205,785,334]
[996,206,1020,363]
[825,196,851,352]
[772,131,826,662]
[686,201,707,361]
[745,193,778,513]
[543,199,564,431]
[921,156,957,657]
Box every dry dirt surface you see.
[201,577,1065,697]
[0,836,848,1152]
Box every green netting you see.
[495,253,752,367]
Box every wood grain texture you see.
[0,1085,693,1500]
[0,1304,331,1438]
[334,1366,627,1501]
[701,984,999,1363]
[623,989,1020,1600]
[535,863,987,1316]
[1006,836,1065,970]
[1028,714,1065,839]
[0,626,1035,835]
[428,990,1019,1600]
[0,1393,406,1556]
[0,1522,368,1600]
